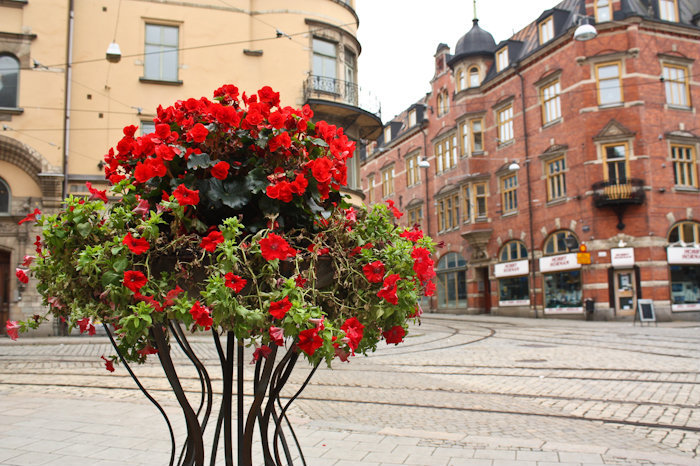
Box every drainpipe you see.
[62,0,75,199]
[516,65,538,318]
[421,125,431,237]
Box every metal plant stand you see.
[104,322,318,466]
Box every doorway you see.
[0,250,9,334]
[614,269,637,317]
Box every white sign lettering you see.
[539,254,581,273]
[611,248,635,268]
[494,260,529,278]
[671,303,700,312]
[544,307,584,314]
[499,299,530,307]
[667,247,700,265]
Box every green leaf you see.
[76,223,92,237]
[111,245,124,255]
[255,135,269,149]
[187,152,213,169]
[209,179,250,209]
[309,137,329,148]
[246,166,269,194]
[112,256,128,272]
[101,271,121,287]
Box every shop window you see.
[663,64,690,108]
[501,173,518,214]
[497,242,529,306]
[544,270,582,309]
[670,265,700,310]
[469,67,480,87]
[381,166,394,198]
[546,157,567,201]
[595,0,611,22]
[596,62,623,106]
[671,145,697,188]
[668,221,700,245]
[659,0,678,21]
[405,152,421,187]
[602,142,629,183]
[539,16,554,44]
[497,105,514,144]
[312,38,337,92]
[544,230,578,255]
[437,253,467,308]
[496,48,508,72]
[144,23,179,82]
[541,80,561,125]
[437,192,460,232]
[0,54,20,108]
[0,177,10,213]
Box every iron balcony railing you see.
[592,178,646,207]
[303,75,381,120]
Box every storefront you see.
[540,253,582,314]
[494,259,529,306]
[610,247,638,317]
[667,247,700,312]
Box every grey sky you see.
[356,0,562,122]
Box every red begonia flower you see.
[200,230,225,252]
[382,325,406,345]
[123,232,150,255]
[15,268,29,284]
[18,208,41,225]
[187,123,209,143]
[224,273,247,293]
[297,328,323,356]
[259,233,297,261]
[309,157,333,184]
[173,184,200,206]
[211,161,230,180]
[189,301,213,330]
[362,261,385,283]
[5,321,20,341]
[269,132,292,152]
[269,296,292,320]
[123,270,147,293]
[424,280,436,297]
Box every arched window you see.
[436,252,467,308]
[0,177,10,213]
[456,69,465,91]
[0,54,20,108]
[497,241,529,305]
[469,66,480,87]
[543,230,579,255]
[668,221,700,245]
[499,240,527,261]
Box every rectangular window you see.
[383,126,391,144]
[438,193,460,231]
[435,137,457,174]
[544,270,582,312]
[602,143,629,183]
[499,276,530,305]
[381,167,394,198]
[502,174,518,214]
[671,145,698,187]
[659,0,678,21]
[471,118,483,152]
[140,120,156,136]
[460,121,469,156]
[367,175,375,204]
[312,38,337,92]
[435,142,443,174]
[475,182,488,218]
[663,64,690,108]
[546,157,567,201]
[451,135,458,167]
[408,109,417,127]
[497,105,514,143]
[496,48,509,72]
[405,153,421,187]
[596,62,623,106]
[595,0,611,22]
[462,185,472,223]
[407,206,423,227]
[541,80,561,124]
[144,23,179,81]
[344,48,357,104]
[539,17,554,44]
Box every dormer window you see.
[437,90,449,117]
[595,0,611,22]
[659,0,678,21]
[496,48,509,72]
[469,67,480,87]
[384,126,391,144]
[539,16,554,44]
[408,109,417,127]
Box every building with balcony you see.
[0,0,381,334]
[362,0,700,321]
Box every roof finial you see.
[473,0,478,21]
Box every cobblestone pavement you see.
[0,314,698,465]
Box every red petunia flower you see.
[386,199,404,219]
[340,317,364,354]
[86,182,108,202]
[200,230,225,252]
[18,208,41,225]
[101,355,116,372]
[211,161,230,180]
[382,325,406,345]
[34,235,42,255]
[224,272,247,293]
[137,344,159,357]
[123,232,150,255]
[6,321,20,341]
[173,184,200,206]
[269,296,292,320]
[294,275,307,288]
[269,326,284,346]
[163,286,184,307]
[377,273,401,305]
[15,268,29,284]
[411,247,436,283]
[123,270,147,293]
[400,228,424,242]
[297,327,323,356]
[187,123,209,143]
[362,261,385,283]
[22,255,34,267]
[77,317,96,336]
[189,301,213,330]
[251,345,273,364]
[259,233,297,261]
[424,280,436,297]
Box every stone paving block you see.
[493,460,536,466]
[356,440,396,452]
[404,453,451,465]
[447,459,493,466]
[558,451,603,463]
[0,436,35,449]
[363,451,409,463]
[333,461,380,466]
[0,451,55,465]
[515,450,559,461]
[605,448,699,465]
[42,455,112,466]
[320,446,367,461]
[541,442,608,454]
[431,447,476,459]
[473,449,516,460]
[85,446,142,461]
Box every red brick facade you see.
[361,0,700,321]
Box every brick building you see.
[361,0,700,321]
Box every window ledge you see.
[497,140,515,149]
[598,102,624,109]
[475,216,489,223]
[501,211,518,218]
[546,197,567,207]
[471,151,485,157]
[0,107,24,115]
[667,104,693,112]
[139,77,183,86]
[542,118,562,129]
[673,186,699,194]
